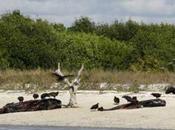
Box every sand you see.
[0,90,175,129]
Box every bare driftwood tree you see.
[53,63,84,107]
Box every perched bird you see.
[18,96,24,102]
[33,93,39,100]
[122,95,133,102]
[122,95,139,104]
[113,96,120,104]
[48,92,59,98]
[132,96,137,101]
[131,96,139,104]
[165,86,175,94]
[90,103,99,110]
[151,93,161,98]
[41,93,50,99]
[98,107,104,111]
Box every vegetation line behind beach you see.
[0,69,174,91]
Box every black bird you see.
[114,96,120,104]
[122,95,133,102]
[33,93,39,100]
[151,93,161,98]
[48,92,59,98]
[98,107,104,111]
[18,96,24,102]
[52,72,74,81]
[165,86,175,94]
[132,96,137,101]
[41,93,50,99]
[90,103,99,110]
[131,96,139,104]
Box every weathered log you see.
[98,99,166,111]
[0,99,62,114]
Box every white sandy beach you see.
[0,90,175,129]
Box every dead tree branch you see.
[53,63,84,107]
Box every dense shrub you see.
[0,11,175,71]
[55,32,133,70]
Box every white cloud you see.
[119,0,175,17]
[0,0,175,26]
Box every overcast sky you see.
[0,0,175,26]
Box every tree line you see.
[0,10,175,71]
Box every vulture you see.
[33,93,39,100]
[48,92,59,98]
[113,96,120,104]
[18,96,24,102]
[90,103,99,110]
[151,93,161,98]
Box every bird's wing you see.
[64,75,74,78]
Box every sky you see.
[0,0,175,26]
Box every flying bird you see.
[18,96,24,102]
[151,93,161,98]
[90,103,99,110]
[113,96,120,104]
[33,93,39,100]
[48,92,59,98]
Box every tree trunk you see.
[68,89,77,107]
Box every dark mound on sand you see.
[0,99,62,114]
[98,99,166,111]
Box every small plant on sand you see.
[115,86,126,92]
[128,81,140,93]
